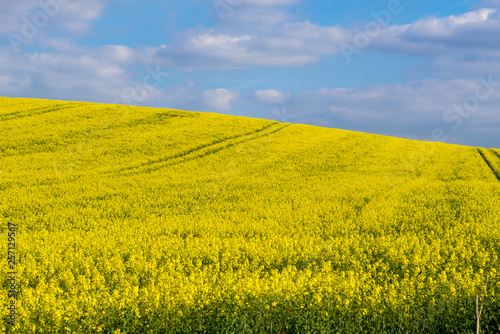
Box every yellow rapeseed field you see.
[1,97,499,333]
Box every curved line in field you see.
[0,103,79,122]
[3,103,72,116]
[0,105,62,118]
[477,148,500,182]
[109,122,281,175]
[126,123,291,175]
[490,149,500,161]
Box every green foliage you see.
[1,97,500,333]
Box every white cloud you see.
[151,21,349,69]
[60,1,105,32]
[0,43,135,102]
[202,89,241,111]
[0,74,32,94]
[0,0,106,37]
[190,34,254,48]
[255,89,290,104]
[371,8,500,56]
[148,7,500,70]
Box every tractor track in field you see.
[491,149,500,161]
[477,148,500,182]
[118,123,291,175]
[108,122,279,175]
[0,103,79,122]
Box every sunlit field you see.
[1,97,500,333]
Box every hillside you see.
[1,97,500,333]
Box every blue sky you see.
[1,0,499,147]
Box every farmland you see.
[1,97,500,333]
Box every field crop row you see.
[478,148,500,181]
